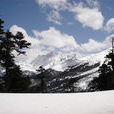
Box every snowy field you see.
[0,91,114,114]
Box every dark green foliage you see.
[36,66,47,93]
[4,65,31,92]
[0,19,31,92]
[90,64,111,91]
[14,32,31,55]
[106,51,114,70]
[0,19,4,35]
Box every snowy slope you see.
[79,49,109,66]
[0,91,114,114]
[16,48,109,72]
[72,49,109,91]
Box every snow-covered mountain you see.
[14,48,110,92]
[16,48,109,72]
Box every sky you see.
[0,0,114,56]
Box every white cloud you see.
[79,36,112,53]
[35,0,67,10]
[105,18,114,33]
[35,0,104,29]
[47,10,62,25]
[86,0,100,8]
[36,0,68,25]
[10,25,79,55]
[32,27,79,49]
[10,25,112,57]
[70,3,104,30]
[80,39,104,52]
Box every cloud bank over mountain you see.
[10,25,112,57]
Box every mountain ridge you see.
[16,48,109,72]
[14,48,111,92]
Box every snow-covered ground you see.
[0,91,114,114]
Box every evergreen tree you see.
[0,19,31,92]
[36,66,47,93]
[90,64,111,91]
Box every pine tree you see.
[36,66,47,93]
[0,19,31,92]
